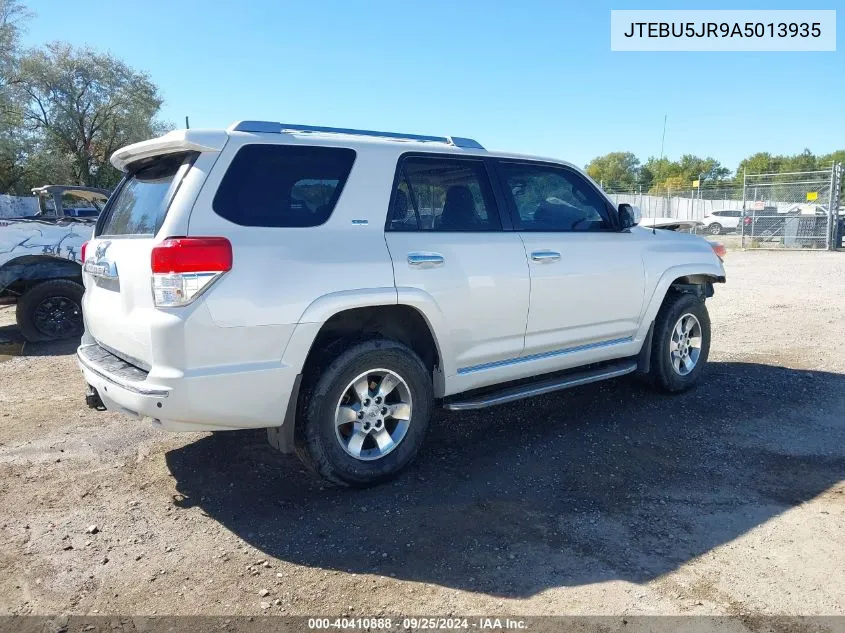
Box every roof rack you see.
[229,121,484,150]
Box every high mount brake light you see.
[150,237,232,307]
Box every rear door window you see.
[212,144,356,227]
[98,152,196,237]
[387,156,502,231]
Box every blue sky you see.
[22,0,844,173]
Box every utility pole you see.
[741,169,747,248]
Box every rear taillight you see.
[81,241,89,262]
[744,216,752,225]
[151,237,232,308]
[710,242,726,261]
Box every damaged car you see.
[0,185,110,341]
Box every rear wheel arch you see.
[300,304,443,382]
[295,337,434,487]
[276,305,441,472]
[0,255,82,297]
[270,302,444,456]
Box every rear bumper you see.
[78,343,298,432]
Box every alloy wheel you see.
[334,369,412,461]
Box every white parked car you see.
[702,209,743,235]
[78,121,726,486]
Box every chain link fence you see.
[606,184,745,223]
[741,166,841,250]
[603,164,842,250]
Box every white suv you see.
[78,121,726,486]
[702,209,743,235]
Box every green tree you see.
[735,152,783,179]
[642,157,681,192]
[781,149,818,173]
[819,150,845,204]
[676,154,730,182]
[12,41,169,188]
[820,150,845,167]
[584,151,640,190]
[0,0,31,97]
[0,0,33,194]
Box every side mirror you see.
[618,203,641,229]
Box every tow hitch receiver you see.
[85,385,106,411]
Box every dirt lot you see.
[0,250,844,618]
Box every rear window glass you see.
[213,145,356,227]
[99,153,194,237]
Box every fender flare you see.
[284,285,451,381]
[636,263,725,340]
[271,287,450,453]
[393,286,452,379]
[296,287,398,324]
[0,255,82,295]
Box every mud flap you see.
[266,373,302,454]
[636,321,655,374]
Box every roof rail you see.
[229,121,484,150]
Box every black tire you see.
[707,222,722,235]
[648,292,711,393]
[296,338,433,487]
[16,279,84,342]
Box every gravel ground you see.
[0,250,843,617]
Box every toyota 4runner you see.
[78,121,726,487]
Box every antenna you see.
[185,116,190,129]
[653,113,666,236]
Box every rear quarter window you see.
[98,152,196,237]
[212,144,356,227]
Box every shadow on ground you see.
[165,362,845,597]
[0,322,78,357]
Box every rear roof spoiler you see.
[110,129,228,172]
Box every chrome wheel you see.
[334,368,412,461]
[669,313,702,376]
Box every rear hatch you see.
[83,152,197,368]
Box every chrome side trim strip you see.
[457,336,633,375]
[445,361,637,411]
[78,350,170,398]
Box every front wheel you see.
[16,279,84,342]
[707,222,723,235]
[648,292,711,393]
[296,339,433,487]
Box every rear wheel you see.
[16,279,84,342]
[648,292,711,393]
[296,339,433,487]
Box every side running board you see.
[443,360,638,411]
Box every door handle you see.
[530,250,561,263]
[408,252,445,268]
